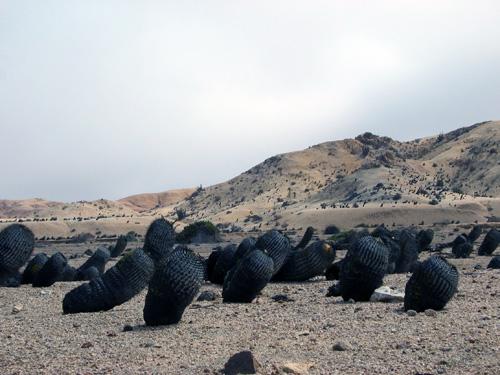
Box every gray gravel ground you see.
[0,242,499,374]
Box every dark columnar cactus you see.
[338,236,388,301]
[209,244,237,285]
[294,227,314,250]
[467,225,482,244]
[394,229,419,273]
[274,241,335,281]
[371,225,392,239]
[487,256,500,269]
[404,255,458,312]
[416,229,434,252]
[222,250,274,303]
[76,247,110,277]
[33,252,68,287]
[478,229,500,256]
[62,249,154,314]
[0,224,35,272]
[452,241,473,259]
[255,230,290,275]
[61,265,77,282]
[110,235,127,257]
[0,269,22,287]
[325,258,345,281]
[233,237,257,262]
[206,249,221,282]
[143,248,204,326]
[143,218,176,262]
[21,253,49,284]
[78,266,100,281]
[379,235,400,274]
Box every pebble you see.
[425,309,437,317]
[81,342,93,348]
[272,294,295,303]
[123,325,134,332]
[407,310,417,317]
[197,291,217,302]
[141,340,160,348]
[12,305,23,314]
[332,342,349,351]
[346,298,356,304]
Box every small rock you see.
[73,323,81,328]
[370,286,405,303]
[280,362,313,374]
[106,331,117,337]
[123,325,134,332]
[425,309,437,317]
[473,264,482,270]
[81,342,93,348]
[141,340,159,348]
[271,294,295,303]
[197,290,217,302]
[40,290,51,296]
[407,310,417,317]
[396,341,411,350]
[84,249,93,256]
[223,350,261,375]
[332,342,349,351]
[326,283,341,297]
[346,298,356,304]
[12,305,23,314]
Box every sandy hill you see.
[118,189,195,212]
[0,198,138,219]
[0,190,194,219]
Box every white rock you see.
[370,286,405,303]
[281,362,314,374]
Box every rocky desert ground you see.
[1,121,499,374]
[0,228,499,375]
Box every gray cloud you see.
[1,1,499,201]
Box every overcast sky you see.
[1,1,499,202]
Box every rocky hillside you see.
[165,121,499,228]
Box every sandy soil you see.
[0,232,499,375]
